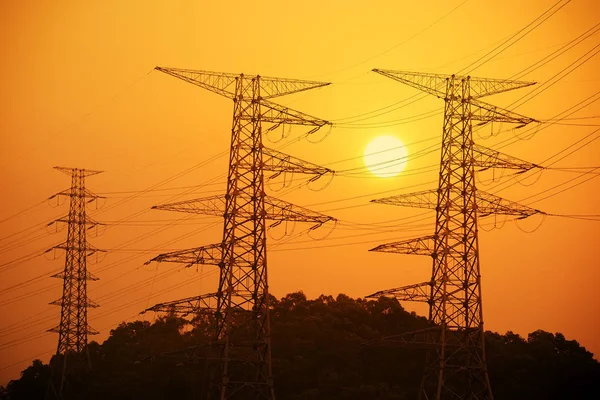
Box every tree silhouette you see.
[2,293,599,399]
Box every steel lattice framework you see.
[146,67,334,400]
[47,166,102,397]
[366,69,543,400]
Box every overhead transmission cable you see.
[330,0,572,127]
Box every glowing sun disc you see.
[363,136,408,178]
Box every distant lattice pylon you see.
[47,166,102,398]
[367,70,543,400]
[145,67,334,400]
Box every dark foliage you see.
[2,293,599,399]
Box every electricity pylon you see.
[145,67,334,400]
[47,166,102,398]
[366,70,543,400]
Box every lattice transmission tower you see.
[366,70,544,400]
[47,166,102,398]
[144,67,334,399]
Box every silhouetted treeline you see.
[2,292,599,399]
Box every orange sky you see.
[1,0,599,384]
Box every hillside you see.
[2,293,599,399]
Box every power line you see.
[0,69,154,172]
[461,0,572,74]
[0,200,46,225]
[511,22,600,80]
[510,43,600,109]
[312,0,470,78]
[333,0,573,127]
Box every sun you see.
[363,135,408,178]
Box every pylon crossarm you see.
[49,296,98,308]
[52,270,99,281]
[258,77,330,99]
[366,281,431,302]
[155,67,239,99]
[50,242,103,256]
[86,298,100,308]
[264,196,335,225]
[136,345,208,364]
[49,188,103,201]
[48,324,98,336]
[468,77,536,98]
[53,166,103,177]
[85,271,99,281]
[152,195,334,226]
[472,144,541,171]
[146,243,223,268]
[371,188,543,218]
[372,69,535,99]
[87,326,99,335]
[52,214,102,227]
[155,66,330,100]
[260,147,333,177]
[142,292,220,316]
[362,326,440,349]
[369,235,436,256]
[471,99,537,125]
[259,100,331,128]
[152,195,225,215]
[83,188,105,200]
[477,190,543,217]
[371,189,437,209]
[372,69,448,98]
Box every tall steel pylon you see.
[144,67,334,399]
[366,70,544,400]
[47,166,102,398]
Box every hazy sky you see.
[1,0,599,384]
